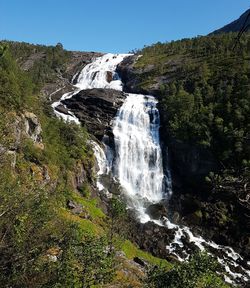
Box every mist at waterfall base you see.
[53,53,250,285]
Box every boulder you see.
[55,104,70,115]
[62,88,125,140]
[106,71,113,83]
[23,111,43,145]
[67,200,84,214]
[145,202,168,220]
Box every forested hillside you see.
[0,43,114,287]
[136,33,250,172]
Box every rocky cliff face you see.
[116,55,144,94]
[117,55,182,96]
[60,88,125,140]
[45,51,103,101]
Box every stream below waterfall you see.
[53,53,250,286]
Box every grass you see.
[70,192,106,219]
[121,240,172,269]
[59,208,104,236]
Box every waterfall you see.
[53,52,170,217]
[112,93,170,219]
[75,53,129,91]
[51,53,130,122]
[53,53,250,285]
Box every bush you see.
[145,252,230,288]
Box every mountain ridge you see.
[210,8,250,35]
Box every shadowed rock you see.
[62,88,125,140]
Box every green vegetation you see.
[134,34,250,281]
[145,252,231,288]
[1,41,70,87]
[0,45,113,287]
[0,42,234,287]
[135,33,250,251]
[0,45,35,109]
[122,240,171,268]
[136,33,250,171]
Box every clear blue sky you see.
[0,0,249,53]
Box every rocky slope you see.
[60,88,125,140]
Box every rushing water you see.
[52,53,130,122]
[54,53,250,285]
[112,93,170,218]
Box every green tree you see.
[145,253,230,288]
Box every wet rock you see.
[99,175,122,195]
[55,104,70,115]
[127,219,176,260]
[106,71,113,83]
[146,202,168,220]
[172,211,181,223]
[62,88,125,140]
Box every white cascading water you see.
[53,53,250,285]
[112,93,170,220]
[52,53,129,122]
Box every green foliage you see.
[107,197,128,253]
[122,240,172,269]
[49,232,114,288]
[42,116,90,169]
[109,196,127,219]
[1,41,71,87]
[0,43,112,287]
[30,44,70,86]
[0,47,35,109]
[22,138,45,163]
[0,168,57,287]
[136,33,250,171]
[0,44,7,57]
[0,156,112,287]
[145,252,230,288]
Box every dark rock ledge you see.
[62,88,125,140]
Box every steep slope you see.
[117,33,250,265]
[210,9,250,35]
